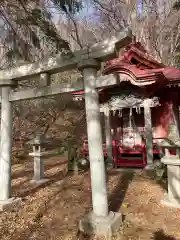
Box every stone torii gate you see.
[0,28,132,237]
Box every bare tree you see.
[0,0,83,68]
[88,0,180,66]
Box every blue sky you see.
[80,1,94,17]
[137,0,143,16]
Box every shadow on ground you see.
[143,168,168,192]
[12,173,92,240]
[13,168,70,198]
[108,169,135,212]
[153,230,176,240]
[7,167,178,240]
[12,159,67,179]
[76,169,135,239]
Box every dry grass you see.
[0,157,180,240]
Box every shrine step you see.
[120,157,143,160]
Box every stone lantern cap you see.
[28,133,48,146]
[156,137,180,148]
[161,157,180,165]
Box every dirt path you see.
[0,157,179,240]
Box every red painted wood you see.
[72,42,180,97]
[75,41,180,168]
[152,101,174,138]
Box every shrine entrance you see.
[111,107,147,167]
[100,83,161,168]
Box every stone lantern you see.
[29,134,49,184]
[159,137,180,208]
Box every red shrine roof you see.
[103,42,180,84]
[72,41,180,96]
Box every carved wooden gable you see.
[100,86,160,110]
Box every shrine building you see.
[72,41,180,168]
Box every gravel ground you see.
[0,156,179,240]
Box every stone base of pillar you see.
[161,193,180,209]
[79,211,122,239]
[30,178,49,186]
[0,197,21,211]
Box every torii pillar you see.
[0,81,21,211]
[78,59,122,238]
